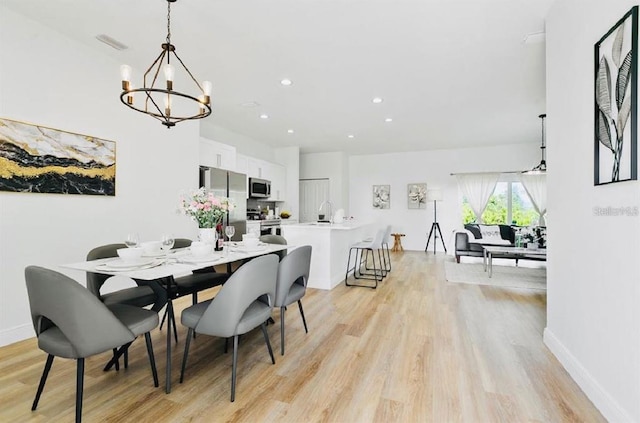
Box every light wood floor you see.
[0,252,605,422]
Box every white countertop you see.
[287,221,372,230]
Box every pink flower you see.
[211,197,221,206]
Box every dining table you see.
[61,242,292,393]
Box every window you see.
[462,180,539,225]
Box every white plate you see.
[142,251,168,258]
[178,254,222,264]
[95,259,162,272]
[233,245,267,253]
[107,258,155,268]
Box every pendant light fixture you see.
[119,0,212,128]
[524,114,547,174]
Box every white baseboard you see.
[543,328,635,423]
[0,323,34,347]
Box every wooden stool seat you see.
[390,233,405,252]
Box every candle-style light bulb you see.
[164,64,175,90]
[202,80,212,105]
[164,96,171,117]
[127,84,134,105]
[120,64,132,91]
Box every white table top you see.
[61,243,291,280]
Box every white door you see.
[299,179,330,223]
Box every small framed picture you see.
[407,183,427,209]
[372,185,390,209]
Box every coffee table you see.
[483,246,547,277]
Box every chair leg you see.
[261,322,275,364]
[191,292,198,305]
[180,328,194,384]
[76,358,84,423]
[144,332,159,387]
[231,335,239,402]
[224,337,229,354]
[167,302,178,344]
[112,348,120,371]
[32,354,54,411]
[280,306,286,356]
[159,306,168,330]
[298,300,308,333]
[124,349,128,369]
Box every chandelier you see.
[119,0,212,128]
[524,114,547,174]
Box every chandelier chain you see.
[166,1,171,46]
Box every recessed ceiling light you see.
[287,129,294,134]
[347,134,355,139]
[240,101,260,108]
[260,114,269,119]
[372,97,383,104]
[280,79,293,86]
[385,118,393,122]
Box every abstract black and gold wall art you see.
[0,118,116,195]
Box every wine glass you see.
[125,233,139,248]
[225,225,236,242]
[161,234,175,255]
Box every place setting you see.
[95,233,181,272]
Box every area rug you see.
[444,261,546,290]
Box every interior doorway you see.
[299,178,330,223]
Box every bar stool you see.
[345,228,386,289]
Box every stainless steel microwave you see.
[249,178,271,198]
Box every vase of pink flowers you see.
[179,188,235,244]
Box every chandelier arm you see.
[172,51,204,92]
[144,90,167,120]
[144,50,167,112]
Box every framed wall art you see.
[407,183,427,209]
[594,6,638,185]
[372,184,390,209]
[0,118,116,195]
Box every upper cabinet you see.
[199,138,236,171]
[269,163,286,201]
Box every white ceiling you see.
[4,0,553,155]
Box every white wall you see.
[0,8,200,346]
[349,143,539,251]
[545,1,640,422]
[300,152,350,214]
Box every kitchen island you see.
[283,221,375,289]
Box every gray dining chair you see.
[25,266,159,423]
[259,234,288,261]
[275,245,312,355]
[86,243,167,311]
[158,238,230,342]
[179,254,279,402]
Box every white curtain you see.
[456,173,500,223]
[519,173,547,226]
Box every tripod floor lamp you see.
[425,188,447,254]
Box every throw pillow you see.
[479,225,502,241]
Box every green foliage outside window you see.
[462,182,539,226]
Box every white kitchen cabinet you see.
[199,138,236,171]
[269,163,286,201]
[247,158,267,179]
[235,153,249,175]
